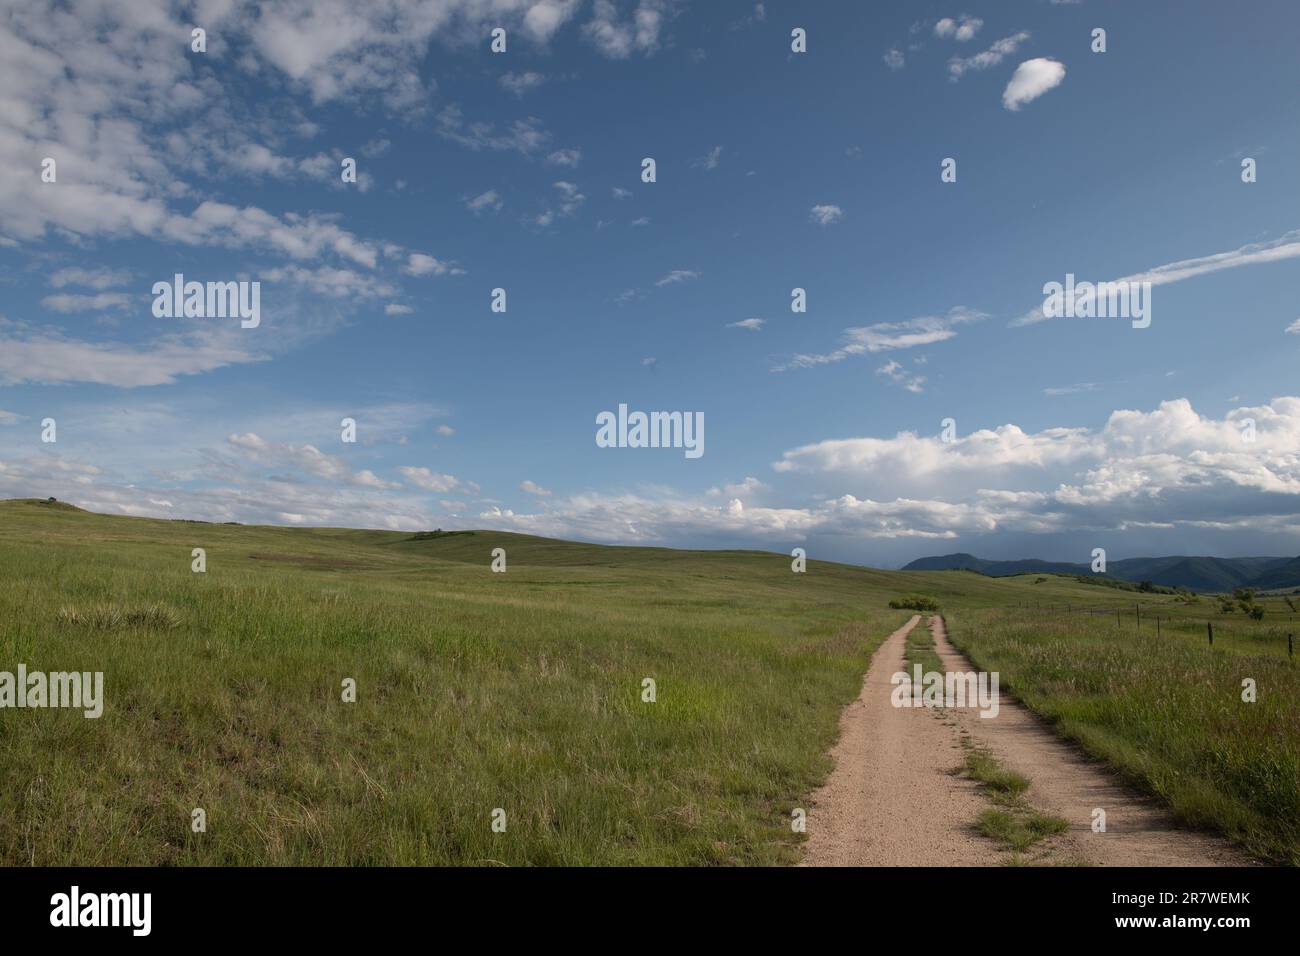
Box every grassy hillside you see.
[1,499,1293,865]
[0,498,1010,865]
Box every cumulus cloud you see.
[520,479,552,496]
[766,397,1300,541]
[458,397,1300,548]
[398,466,479,495]
[546,148,582,167]
[227,432,400,489]
[1002,57,1066,110]
[584,0,674,59]
[935,16,982,41]
[809,204,844,225]
[404,253,465,277]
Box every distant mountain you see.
[901,553,1300,592]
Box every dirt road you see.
[801,615,1250,866]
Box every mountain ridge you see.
[902,553,1300,592]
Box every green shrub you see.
[889,595,940,612]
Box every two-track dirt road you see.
[801,615,1250,866]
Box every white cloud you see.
[465,189,504,214]
[546,147,582,167]
[404,253,464,277]
[876,360,926,393]
[40,293,134,313]
[883,49,905,70]
[227,432,400,489]
[949,31,1031,79]
[499,70,547,96]
[774,307,987,371]
[584,0,674,59]
[693,145,723,170]
[398,466,479,495]
[436,105,551,154]
[520,479,552,496]
[47,267,132,290]
[552,180,586,214]
[385,304,414,316]
[767,397,1300,541]
[935,16,982,41]
[13,395,1300,551]
[1015,228,1300,326]
[727,318,765,330]
[1044,382,1099,396]
[655,269,700,286]
[0,323,266,387]
[809,204,843,225]
[1002,57,1066,110]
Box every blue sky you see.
[3,0,1300,567]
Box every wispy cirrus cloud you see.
[773,307,987,372]
[948,31,1031,79]
[655,269,700,286]
[1014,229,1300,326]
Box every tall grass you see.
[946,608,1300,864]
[0,500,918,865]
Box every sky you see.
[2,0,1300,568]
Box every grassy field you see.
[0,498,1295,865]
[946,607,1300,864]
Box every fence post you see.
[1289,633,1293,660]
[1208,621,1213,646]
[1157,617,1161,639]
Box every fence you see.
[1001,601,1296,659]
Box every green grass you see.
[959,741,1068,859]
[946,608,1300,865]
[0,499,936,865]
[903,617,944,674]
[1,498,1294,865]
[961,746,1029,801]
[975,808,1070,854]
